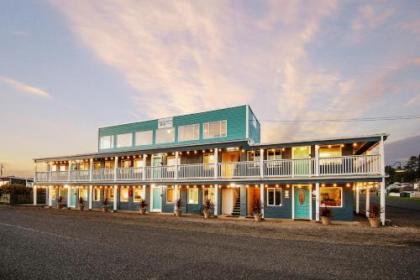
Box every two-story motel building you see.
[33,105,387,224]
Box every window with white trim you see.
[120,188,129,202]
[133,188,143,202]
[166,186,175,203]
[100,135,114,149]
[203,120,227,139]
[267,188,282,206]
[156,128,175,144]
[178,124,200,142]
[320,187,342,207]
[135,130,153,146]
[116,133,132,148]
[188,188,199,204]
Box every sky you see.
[0,0,419,177]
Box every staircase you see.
[231,197,241,217]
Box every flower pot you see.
[369,217,380,228]
[175,209,182,217]
[79,205,84,211]
[103,207,108,213]
[321,216,331,225]
[203,210,210,219]
[254,213,262,222]
[139,208,146,215]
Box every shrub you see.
[320,207,331,217]
[175,198,182,209]
[140,199,148,209]
[253,199,261,215]
[203,199,212,211]
[369,204,379,219]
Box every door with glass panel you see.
[221,152,240,178]
[151,185,162,212]
[69,187,77,208]
[293,185,311,219]
[292,146,311,176]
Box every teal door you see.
[151,186,162,212]
[294,186,310,219]
[69,188,77,208]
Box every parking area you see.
[0,206,419,279]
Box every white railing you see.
[218,161,260,178]
[92,168,114,181]
[34,154,382,183]
[319,155,381,176]
[178,163,214,179]
[70,170,90,181]
[117,167,144,180]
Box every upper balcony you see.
[34,154,382,183]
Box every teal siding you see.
[264,188,292,219]
[248,106,261,144]
[98,105,253,152]
[240,185,247,216]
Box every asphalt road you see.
[0,206,419,280]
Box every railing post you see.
[113,185,118,211]
[67,185,71,208]
[365,186,370,218]
[89,158,93,182]
[214,184,219,216]
[68,160,72,182]
[214,148,218,179]
[315,145,320,176]
[260,148,264,178]
[114,157,118,182]
[315,182,320,221]
[175,152,179,180]
[356,185,360,214]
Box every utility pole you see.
[0,163,3,177]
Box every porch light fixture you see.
[194,150,198,154]
[321,184,326,187]
[281,148,285,152]
[341,144,345,148]
[353,143,358,147]
[333,183,337,187]
[210,149,213,152]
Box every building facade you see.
[33,105,387,224]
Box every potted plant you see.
[202,199,212,219]
[368,204,380,228]
[102,198,109,212]
[79,197,84,211]
[174,198,182,217]
[320,207,331,225]
[253,199,263,222]
[56,196,63,209]
[139,199,147,215]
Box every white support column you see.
[365,187,370,218]
[315,145,320,176]
[113,185,118,211]
[89,158,93,182]
[315,182,320,221]
[88,185,93,210]
[68,161,72,181]
[33,185,37,205]
[259,148,264,178]
[259,183,265,218]
[67,185,71,207]
[174,185,179,210]
[175,152,179,180]
[379,135,386,226]
[356,185,360,214]
[214,148,219,179]
[214,184,219,216]
[48,186,52,207]
[142,155,147,181]
[114,157,118,182]
[142,184,146,200]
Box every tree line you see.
[385,155,420,183]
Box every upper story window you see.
[135,130,153,146]
[319,145,342,158]
[203,120,227,139]
[116,133,132,148]
[156,128,175,144]
[178,124,200,142]
[100,135,114,149]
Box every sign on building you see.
[158,117,173,129]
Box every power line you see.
[259,114,420,124]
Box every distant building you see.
[0,176,33,187]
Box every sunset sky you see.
[0,0,419,177]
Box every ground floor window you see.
[105,188,114,201]
[166,186,175,203]
[94,188,101,201]
[120,188,129,202]
[320,187,342,207]
[203,187,215,203]
[79,188,88,202]
[133,188,143,202]
[267,188,282,206]
[188,188,198,204]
